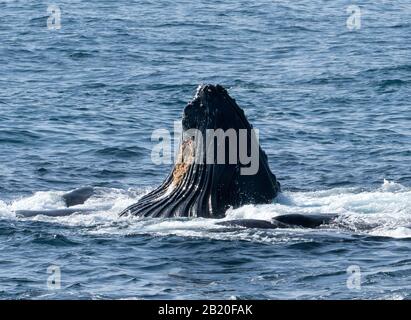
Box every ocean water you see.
[0,0,410,299]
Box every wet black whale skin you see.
[217,214,339,229]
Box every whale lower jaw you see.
[120,164,238,218]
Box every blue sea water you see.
[0,0,411,299]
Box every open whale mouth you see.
[120,84,280,218]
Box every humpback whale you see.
[120,84,281,218]
[15,85,337,229]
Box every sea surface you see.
[0,0,410,299]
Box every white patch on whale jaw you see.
[172,138,196,187]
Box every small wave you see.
[69,51,96,60]
[0,129,41,144]
[378,79,408,89]
[95,146,146,158]
[31,233,80,247]
[278,25,319,33]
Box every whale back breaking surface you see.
[120,84,280,218]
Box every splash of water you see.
[1,180,410,240]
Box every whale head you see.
[182,84,251,134]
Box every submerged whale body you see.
[120,84,281,218]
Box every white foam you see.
[0,200,13,218]
[1,180,410,240]
[10,191,66,211]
